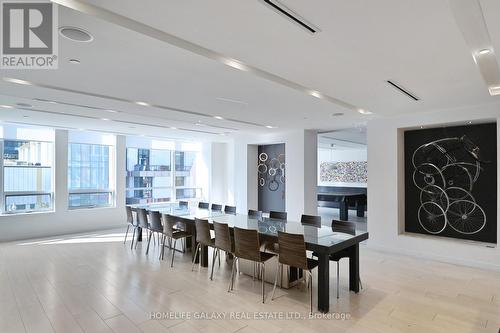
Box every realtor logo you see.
[1,1,58,69]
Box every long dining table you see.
[133,203,369,313]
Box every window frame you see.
[0,138,55,215]
[67,141,115,210]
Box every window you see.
[174,151,202,199]
[126,148,173,204]
[2,140,54,213]
[68,143,113,208]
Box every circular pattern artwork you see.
[257,152,285,190]
[413,135,487,235]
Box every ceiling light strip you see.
[51,0,357,111]
[386,80,420,101]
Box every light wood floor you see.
[1,229,499,333]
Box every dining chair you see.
[146,211,163,255]
[224,205,237,214]
[160,214,192,267]
[248,209,263,219]
[213,221,234,280]
[124,206,139,249]
[272,231,318,313]
[229,227,276,303]
[135,208,150,250]
[300,214,322,228]
[198,202,209,209]
[329,220,362,298]
[269,211,287,220]
[211,203,223,211]
[192,218,218,275]
[179,201,189,208]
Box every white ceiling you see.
[1,0,500,140]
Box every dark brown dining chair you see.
[135,208,150,250]
[212,221,235,280]
[192,218,218,275]
[248,209,263,219]
[229,227,276,303]
[160,214,192,267]
[224,205,237,214]
[211,203,223,211]
[179,201,189,208]
[272,231,318,313]
[330,220,361,298]
[146,211,163,255]
[269,211,287,220]
[301,214,322,228]
[198,202,209,209]
[124,206,139,249]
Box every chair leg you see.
[124,225,130,244]
[308,271,312,313]
[130,227,136,250]
[152,231,156,246]
[160,235,166,260]
[146,231,153,255]
[261,262,266,303]
[191,243,200,271]
[359,276,363,290]
[228,258,237,292]
[210,247,217,280]
[271,262,280,300]
[337,261,340,299]
[218,248,221,267]
[170,239,177,267]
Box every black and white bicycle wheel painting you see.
[404,123,497,243]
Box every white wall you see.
[367,102,500,271]
[210,142,230,205]
[233,130,317,220]
[318,147,367,187]
[0,130,126,242]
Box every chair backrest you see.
[195,218,212,245]
[301,214,322,228]
[277,231,308,270]
[149,211,163,232]
[233,227,261,262]
[162,214,178,237]
[179,201,189,208]
[126,206,134,224]
[213,221,233,253]
[332,220,356,235]
[224,205,236,214]
[198,202,209,209]
[137,208,149,228]
[269,211,287,220]
[248,209,263,219]
[211,203,223,211]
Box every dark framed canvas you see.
[404,122,497,243]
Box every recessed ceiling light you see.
[265,125,275,129]
[59,26,93,42]
[468,121,472,124]
[78,128,85,131]
[214,116,224,120]
[309,90,322,98]
[478,49,491,55]
[170,127,177,130]
[0,105,13,109]
[100,118,110,121]
[219,133,227,136]
[16,103,32,108]
[223,58,248,71]
[332,112,344,117]
[3,77,32,85]
[358,109,373,115]
[105,109,118,113]
[135,101,150,106]
[22,115,29,118]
